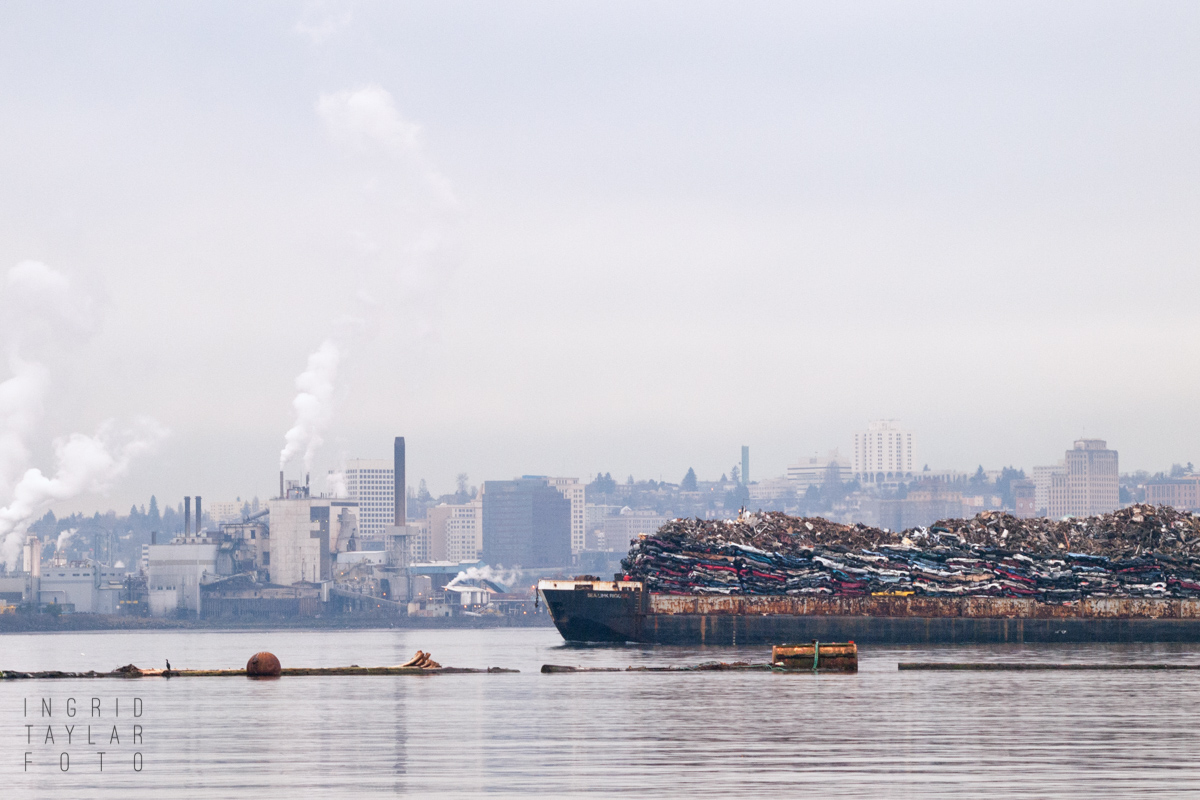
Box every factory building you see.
[38,563,128,614]
[146,534,220,616]
[267,493,360,586]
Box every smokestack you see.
[195,496,202,534]
[305,472,310,498]
[279,470,284,499]
[151,531,157,545]
[183,496,191,536]
[394,436,405,526]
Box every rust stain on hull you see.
[650,594,1199,621]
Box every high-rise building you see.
[336,459,394,536]
[426,501,483,562]
[481,478,572,567]
[1044,439,1119,519]
[543,477,586,553]
[852,420,917,484]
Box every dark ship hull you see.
[539,580,1200,645]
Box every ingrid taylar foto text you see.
[22,696,145,773]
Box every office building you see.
[544,477,586,553]
[481,478,572,567]
[1032,464,1066,516]
[1048,439,1119,518]
[336,459,395,536]
[426,500,484,563]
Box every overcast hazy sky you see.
[1,1,1198,515]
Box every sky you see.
[0,1,1198,518]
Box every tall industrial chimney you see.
[183,496,191,536]
[394,436,405,526]
[279,470,284,499]
[195,496,202,534]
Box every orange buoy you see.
[246,651,282,677]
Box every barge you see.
[538,578,1200,645]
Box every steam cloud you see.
[0,420,168,569]
[56,527,78,554]
[454,565,518,590]
[280,339,341,472]
[0,261,167,570]
[280,85,456,477]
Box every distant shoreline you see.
[0,613,555,633]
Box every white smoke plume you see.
[280,85,456,477]
[56,527,78,554]
[0,419,168,569]
[0,355,49,499]
[280,339,341,472]
[327,469,348,498]
[0,261,97,499]
[0,261,166,571]
[454,565,519,592]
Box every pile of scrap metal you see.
[397,650,442,669]
[620,505,1200,600]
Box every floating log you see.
[773,641,858,672]
[2,665,517,680]
[541,661,771,673]
[898,662,1200,671]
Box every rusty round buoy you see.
[246,651,281,678]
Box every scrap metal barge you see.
[538,579,1200,644]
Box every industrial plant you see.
[0,436,543,621]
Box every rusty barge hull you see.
[540,583,1200,645]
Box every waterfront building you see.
[147,535,220,616]
[267,496,360,585]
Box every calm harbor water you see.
[4,627,1200,798]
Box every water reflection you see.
[3,629,1200,797]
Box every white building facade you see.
[852,420,917,484]
[268,497,360,586]
[339,459,395,536]
[147,537,220,616]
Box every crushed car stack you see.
[619,505,1200,600]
